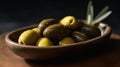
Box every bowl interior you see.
[6,22,111,48]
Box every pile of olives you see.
[18,16,101,47]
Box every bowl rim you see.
[5,22,112,49]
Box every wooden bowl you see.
[5,23,112,60]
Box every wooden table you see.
[0,33,120,67]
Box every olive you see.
[18,30,39,45]
[72,31,89,42]
[60,16,78,29]
[32,27,40,34]
[32,27,41,37]
[36,37,53,47]
[59,37,75,46]
[76,20,85,31]
[43,24,71,40]
[38,18,58,36]
[80,23,101,38]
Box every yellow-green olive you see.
[60,16,78,29]
[32,27,41,37]
[59,37,75,46]
[18,30,39,45]
[36,37,53,47]
[32,27,40,34]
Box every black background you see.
[0,0,120,34]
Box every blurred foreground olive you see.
[72,31,89,42]
[80,23,101,38]
[60,16,78,29]
[38,18,58,36]
[59,37,75,46]
[43,24,71,40]
[18,30,39,45]
[36,37,53,47]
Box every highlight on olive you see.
[60,16,78,29]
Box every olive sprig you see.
[86,1,112,25]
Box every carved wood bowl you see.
[5,22,112,60]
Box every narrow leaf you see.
[87,1,92,24]
[94,6,109,20]
[92,11,112,25]
[90,5,94,24]
[87,14,91,24]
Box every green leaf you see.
[87,1,93,24]
[90,5,94,24]
[94,6,109,21]
[86,1,112,25]
[87,14,91,24]
[92,11,112,25]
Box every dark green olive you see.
[38,18,58,36]
[59,37,75,46]
[60,16,78,29]
[76,20,85,31]
[72,31,89,42]
[43,24,71,40]
[80,23,101,38]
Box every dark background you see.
[0,0,120,34]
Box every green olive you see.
[32,27,40,34]
[59,37,75,46]
[32,27,41,37]
[76,20,84,31]
[72,31,89,42]
[38,18,58,36]
[36,37,53,47]
[18,30,39,45]
[80,23,101,38]
[43,24,71,40]
[60,16,78,29]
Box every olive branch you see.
[86,1,112,25]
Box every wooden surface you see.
[0,33,120,67]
